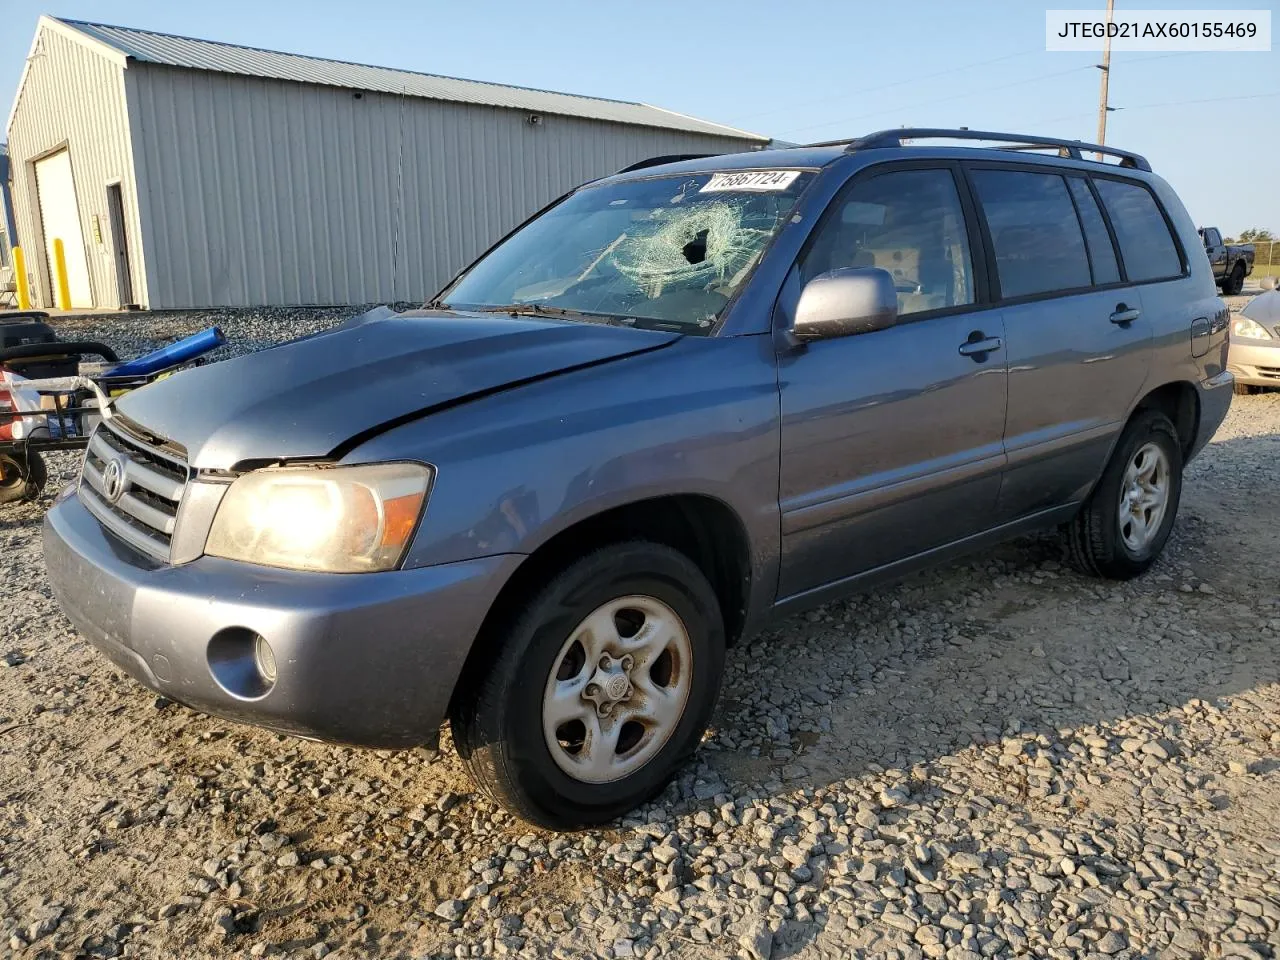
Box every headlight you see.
[205,462,432,572]
[1232,315,1272,340]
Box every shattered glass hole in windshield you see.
[612,202,775,292]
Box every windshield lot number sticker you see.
[700,171,801,193]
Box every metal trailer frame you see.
[0,340,159,503]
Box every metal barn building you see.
[5,17,767,310]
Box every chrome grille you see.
[80,419,189,562]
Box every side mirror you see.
[793,267,898,342]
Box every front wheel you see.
[451,542,726,829]
[1064,410,1183,580]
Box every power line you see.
[1132,89,1280,110]
[775,50,1220,141]
[999,52,1216,127]
[776,65,1092,139]
[1033,90,1280,126]
[723,50,1041,125]
[729,40,1200,129]
[1120,51,1198,65]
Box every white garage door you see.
[34,150,92,308]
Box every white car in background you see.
[1229,276,1280,394]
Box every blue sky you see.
[3,0,1276,236]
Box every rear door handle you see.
[958,336,1003,357]
[1110,305,1141,325]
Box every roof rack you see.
[615,153,718,174]
[808,128,1152,172]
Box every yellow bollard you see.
[52,238,72,310]
[13,246,31,310]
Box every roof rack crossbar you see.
[810,128,1152,172]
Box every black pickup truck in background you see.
[1199,227,1254,295]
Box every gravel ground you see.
[2,306,1278,960]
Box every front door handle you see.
[1110,304,1141,326]
[958,336,1003,358]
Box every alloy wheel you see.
[1118,441,1170,552]
[542,595,693,784]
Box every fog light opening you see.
[207,627,276,700]
[255,635,277,684]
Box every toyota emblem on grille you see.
[101,457,127,503]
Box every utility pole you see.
[1096,0,1115,154]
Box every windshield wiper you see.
[472,302,570,317]
[469,303,630,324]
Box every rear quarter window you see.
[1092,178,1184,282]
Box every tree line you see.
[1225,228,1275,243]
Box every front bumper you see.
[1227,339,1280,388]
[43,489,521,749]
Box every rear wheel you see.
[1227,262,1246,295]
[1064,410,1182,580]
[0,450,46,504]
[451,541,726,829]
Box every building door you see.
[105,183,135,309]
[34,150,92,308]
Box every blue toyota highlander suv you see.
[44,129,1232,828]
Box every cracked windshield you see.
[442,170,814,333]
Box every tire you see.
[451,541,726,830]
[1227,263,1245,296]
[0,450,46,505]
[1064,410,1182,580]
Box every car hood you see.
[113,308,678,470]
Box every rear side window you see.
[1066,178,1120,285]
[971,170,1091,299]
[1093,178,1184,282]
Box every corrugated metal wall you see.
[6,27,146,309]
[127,63,760,308]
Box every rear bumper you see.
[1227,339,1280,387]
[1190,370,1235,462]
[43,488,521,748]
